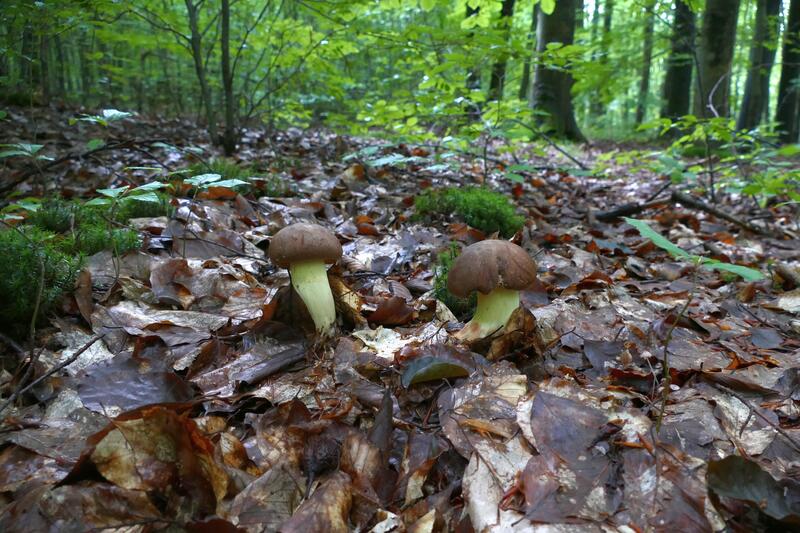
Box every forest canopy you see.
[2,0,799,149]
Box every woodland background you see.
[1,1,800,532]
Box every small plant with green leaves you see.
[433,243,476,319]
[624,218,764,281]
[415,186,524,237]
[0,226,83,336]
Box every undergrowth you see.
[415,186,524,237]
[0,226,83,335]
[433,243,476,319]
[186,157,292,197]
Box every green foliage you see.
[624,217,764,281]
[185,159,291,198]
[22,197,143,257]
[0,226,83,335]
[415,186,524,237]
[114,193,174,221]
[433,243,476,319]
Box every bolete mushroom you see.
[269,223,342,335]
[446,239,537,341]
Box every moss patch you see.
[415,186,524,237]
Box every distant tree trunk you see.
[465,4,482,119]
[488,0,516,102]
[54,34,66,99]
[635,0,656,125]
[737,0,781,130]
[185,0,218,144]
[575,0,585,29]
[590,0,614,117]
[39,34,50,104]
[532,0,585,141]
[661,0,696,119]
[776,0,800,143]
[518,3,538,100]
[78,30,90,100]
[20,26,34,93]
[693,0,742,118]
[221,0,236,155]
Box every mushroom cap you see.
[447,240,537,297]
[269,223,342,268]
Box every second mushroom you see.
[446,239,537,341]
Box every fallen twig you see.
[0,334,103,416]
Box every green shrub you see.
[415,186,524,237]
[187,158,253,180]
[0,227,83,334]
[433,243,476,319]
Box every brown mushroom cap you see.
[269,223,342,268]
[447,240,537,297]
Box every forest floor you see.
[1,106,800,531]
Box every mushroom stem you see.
[289,259,336,335]
[456,287,519,341]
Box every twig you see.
[656,293,693,432]
[670,191,769,235]
[0,335,103,416]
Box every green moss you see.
[415,186,524,237]
[66,222,141,256]
[187,158,253,180]
[0,227,83,335]
[27,199,78,234]
[433,243,476,319]
[114,194,174,222]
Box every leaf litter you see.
[1,108,800,531]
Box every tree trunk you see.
[488,0,516,102]
[776,0,800,143]
[737,0,781,130]
[693,0,742,118]
[39,34,50,105]
[54,34,66,99]
[635,0,656,125]
[590,0,614,117]
[185,0,218,144]
[531,0,585,141]
[221,0,236,155]
[518,3,538,100]
[21,26,34,93]
[661,0,696,120]
[465,4,482,119]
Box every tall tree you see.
[693,0,742,118]
[661,0,696,120]
[185,0,218,144]
[775,0,800,143]
[488,0,516,102]
[590,0,614,117]
[635,0,656,125]
[220,0,235,155]
[518,3,538,100]
[737,0,781,130]
[531,0,585,141]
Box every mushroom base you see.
[289,259,336,336]
[455,287,519,341]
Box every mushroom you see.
[269,223,343,335]
[446,240,537,341]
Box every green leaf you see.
[124,192,161,204]
[702,260,764,281]
[505,172,525,183]
[0,110,7,120]
[204,178,250,189]
[540,0,556,15]
[131,181,166,193]
[84,197,112,207]
[420,0,436,11]
[623,218,691,258]
[97,186,129,199]
[87,138,105,150]
[401,356,472,387]
[185,173,222,186]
